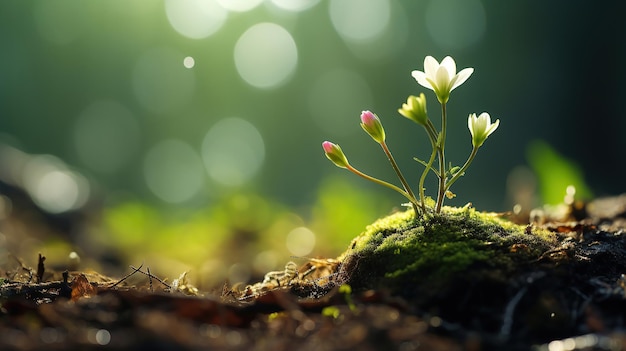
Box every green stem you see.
[345,164,420,210]
[422,120,441,177]
[445,146,479,192]
[380,141,419,215]
[418,138,439,213]
[435,103,447,213]
[425,120,438,146]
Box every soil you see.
[2,195,626,351]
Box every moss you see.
[338,205,557,294]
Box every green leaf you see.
[413,157,440,177]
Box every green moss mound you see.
[338,205,557,295]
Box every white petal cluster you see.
[412,56,474,104]
[468,112,499,148]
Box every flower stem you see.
[435,103,447,213]
[418,137,439,213]
[345,164,420,211]
[380,141,419,215]
[425,120,439,147]
[445,146,479,192]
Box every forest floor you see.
[2,195,626,351]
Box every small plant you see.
[322,56,499,216]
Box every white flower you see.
[468,112,499,148]
[411,56,474,104]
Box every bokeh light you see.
[285,226,316,256]
[165,0,227,39]
[73,100,141,175]
[329,0,390,43]
[308,69,373,136]
[132,47,196,115]
[143,139,205,204]
[21,155,90,214]
[183,56,195,69]
[201,117,265,187]
[234,23,298,89]
[216,0,263,12]
[270,0,320,12]
[425,0,486,50]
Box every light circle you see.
[234,23,298,89]
[165,0,227,39]
[286,227,316,256]
[216,0,263,12]
[201,118,265,187]
[329,0,390,42]
[183,56,195,68]
[270,0,320,12]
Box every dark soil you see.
[2,195,626,351]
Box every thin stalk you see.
[435,103,447,213]
[422,120,441,178]
[418,137,439,213]
[445,146,479,191]
[345,164,420,211]
[380,141,419,215]
[425,120,439,147]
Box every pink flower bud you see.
[359,110,386,143]
[322,141,350,168]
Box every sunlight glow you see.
[286,226,316,256]
[270,0,320,12]
[183,56,195,68]
[216,0,263,12]
[201,118,265,187]
[165,0,227,39]
[329,0,390,43]
[21,155,90,214]
[234,23,298,89]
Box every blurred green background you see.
[1,1,624,287]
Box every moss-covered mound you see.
[338,205,558,302]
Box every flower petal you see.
[435,67,451,92]
[478,113,490,128]
[425,77,439,93]
[467,114,476,137]
[440,56,457,75]
[412,70,434,90]
[486,119,500,136]
[423,56,439,78]
[450,67,474,91]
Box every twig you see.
[110,263,144,288]
[147,267,153,292]
[36,253,46,283]
[129,265,171,289]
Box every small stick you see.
[110,263,144,288]
[147,267,153,292]
[129,265,171,289]
[36,253,46,283]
